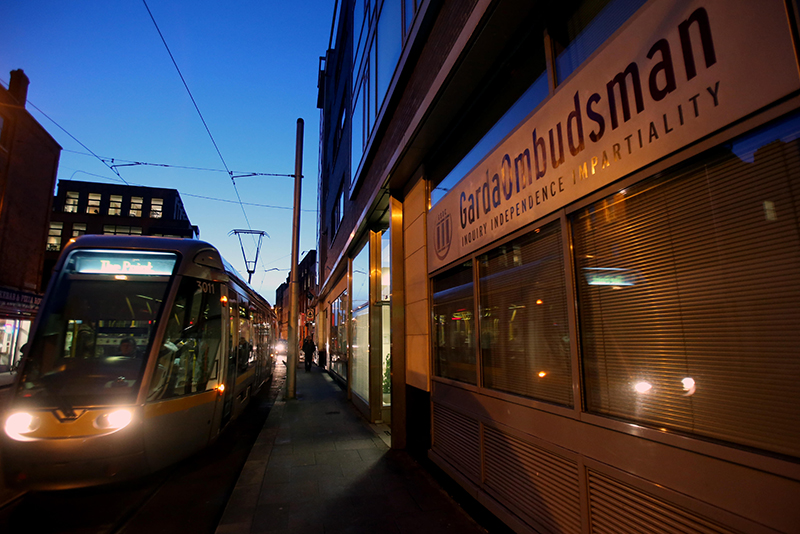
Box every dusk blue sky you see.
[1,1,334,301]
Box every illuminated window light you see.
[634,381,652,393]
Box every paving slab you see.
[216,362,489,534]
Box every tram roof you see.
[57,235,272,307]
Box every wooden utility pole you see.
[286,118,304,399]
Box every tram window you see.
[237,297,254,376]
[572,114,800,457]
[478,220,572,406]
[432,261,477,385]
[18,275,170,407]
[148,277,222,401]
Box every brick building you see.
[44,180,199,288]
[0,69,60,377]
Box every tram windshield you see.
[15,249,178,408]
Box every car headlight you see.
[5,412,40,441]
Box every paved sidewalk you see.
[216,363,488,534]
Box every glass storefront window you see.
[351,244,370,402]
[0,318,30,372]
[381,228,391,406]
[432,261,476,385]
[329,290,348,380]
[572,114,800,457]
[478,220,572,406]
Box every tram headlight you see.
[94,409,133,430]
[4,412,40,441]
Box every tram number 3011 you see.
[197,281,216,294]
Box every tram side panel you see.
[141,275,226,472]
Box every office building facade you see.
[317,1,800,532]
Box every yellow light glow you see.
[536,299,543,305]
[107,409,133,429]
[115,275,128,280]
[95,409,133,430]
[220,296,228,305]
[5,412,38,441]
[216,384,225,394]
[538,371,547,378]
[681,377,697,396]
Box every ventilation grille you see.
[588,470,741,534]
[484,426,581,534]
[432,403,480,482]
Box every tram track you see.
[0,362,286,534]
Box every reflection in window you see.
[87,193,101,215]
[65,191,79,213]
[148,277,222,401]
[479,221,572,406]
[433,261,476,384]
[18,268,172,408]
[381,228,391,406]
[47,222,63,251]
[236,296,254,376]
[329,290,348,380]
[351,244,370,402]
[351,0,418,186]
[109,195,122,216]
[431,74,549,206]
[130,196,143,217]
[554,0,647,83]
[573,114,800,457]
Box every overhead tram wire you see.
[142,0,277,285]
[61,149,295,179]
[141,0,253,231]
[0,78,130,185]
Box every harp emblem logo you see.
[434,211,452,261]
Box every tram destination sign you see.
[428,0,800,272]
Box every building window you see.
[103,225,142,235]
[130,197,143,217]
[86,193,101,215]
[331,187,344,239]
[150,198,163,219]
[64,191,79,213]
[432,260,476,385]
[350,0,417,186]
[108,195,122,216]
[71,223,87,237]
[329,289,348,380]
[47,222,63,251]
[351,243,370,402]
[572,113,800,457]
[478,220,572,406]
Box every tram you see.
[1,235,278,490]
